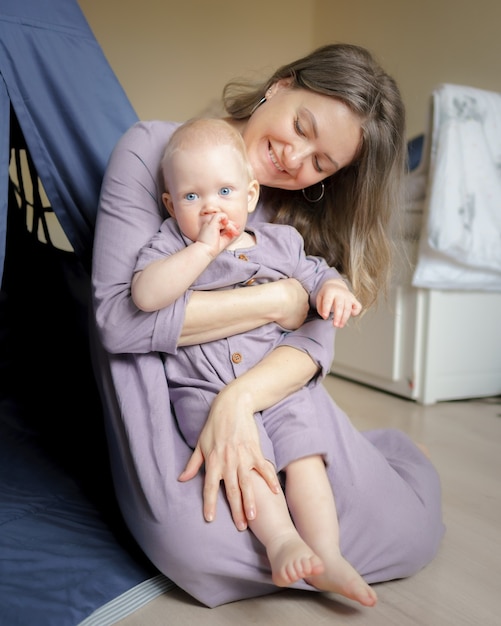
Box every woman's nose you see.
[283,142,310,172]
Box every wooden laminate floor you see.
[115,375,501,626]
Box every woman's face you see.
[241,80,362,190]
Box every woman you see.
[91,43,445,608]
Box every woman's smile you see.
[268,143,285,173]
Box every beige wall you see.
[78,0,501,139]
[78,0,315,123]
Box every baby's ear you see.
[162,192,176,218]
[247,179,260,214]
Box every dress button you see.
[245,278,256,285]
[231,352,243,364]
[238,254,248,261]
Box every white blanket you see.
[412,83,501,291]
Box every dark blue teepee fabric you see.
[0,2,161,625]
[0,0,138,278]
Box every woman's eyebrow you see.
[303,107,339,171]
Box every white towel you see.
[412,84,501,290]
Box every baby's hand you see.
[219,217,240,240]
[197,213,240,257]
[316,278,362,328]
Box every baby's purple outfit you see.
[134,218,339,469]
[91,120,445,607]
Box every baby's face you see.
[165,143,254,242]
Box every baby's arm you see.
[132,213,239,312]
[316,278,362,328]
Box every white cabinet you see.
[330,285,501,405]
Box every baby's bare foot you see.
[305,552,377,607]
[267,533,325,587]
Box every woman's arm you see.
[179,278,310,345]
[180,343,322,530]
[92,121,185,354]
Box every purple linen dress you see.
[91,120,445,607]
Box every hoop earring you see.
[302,181,325,203]
[251,96,266,115]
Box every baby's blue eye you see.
[185,192,198,201]
[219,187,231,196]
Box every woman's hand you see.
[178,382,281,531]
[178,343,319,530]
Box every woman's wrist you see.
[221,346,318,415]
[268,279,309,330]
[221,378,257,413]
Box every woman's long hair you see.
[223,43,406,310]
